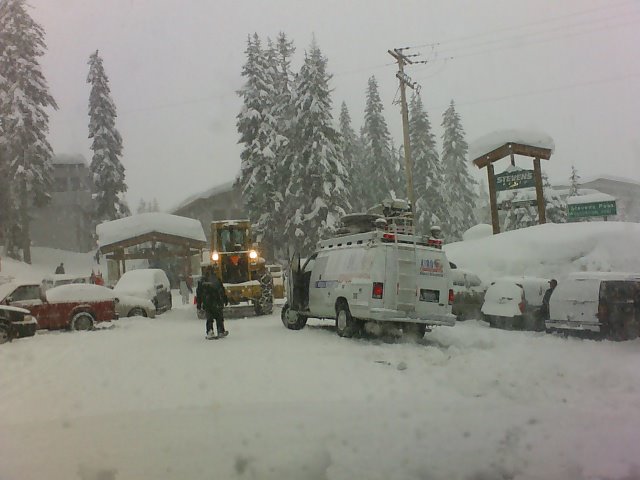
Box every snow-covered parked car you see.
[451,268,486,321]
[481,276,549,331]
[546,272,640,340]
[0,304,37,343]
[0,281,117,331]
[48,284,156,319]
[114,269,172,314]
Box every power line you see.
[447,16,640,62]
[403,0,636,50]
[450,72,640,109]
[436,8,640,58]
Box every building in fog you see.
[171,181,246,242]
[30,154,96,252]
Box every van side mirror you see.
[5,296,13,304]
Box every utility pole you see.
[388,48,419,211]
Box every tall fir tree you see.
[409,93,446,235]
[440,100,478,240]
[338,101,365,211]
[0,0,57,263]
[87,50,129,222]
[235,34,283,258]
[283,39,351,255]
[362,76,398,206]
[568,164,580,197]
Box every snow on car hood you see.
[0,304,31,315]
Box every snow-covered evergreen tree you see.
[504,172,566,231]
[543,172,566,224]
[568,165,580,197]
[0,0,57,263]
[440,100,477,240]
[362,76,398,207]
[338,101,365,211]
[235,34,284,258]
[87,50,129,222]
[136,198,147,214]
[283,40,351,255]
[409,93,446,235]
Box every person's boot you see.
[219,330,229,337]
[206,330,216,339]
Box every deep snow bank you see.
[445,221,640,283]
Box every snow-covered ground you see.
[1,300,639,480]
[2,222,640,479]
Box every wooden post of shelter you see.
[533,157,546,224]
[486,163,500,234]
[471,141,553,235]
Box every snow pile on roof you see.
[567,192,615,205]
[97,213,206,247]
[46,284,115,302]
[462,224,493,241]
[445,221,640,284]
[171,180,235,213]
[469,129,555,161]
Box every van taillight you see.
[518,301,525,313]
[382,233,396,242]
[448,289,454,305]
[372,282,384,299]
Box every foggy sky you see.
[28,0,640,211]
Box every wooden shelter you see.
[97,213,207,281]
[470,132,554,234]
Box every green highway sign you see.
[495,169,535,191]
[567,200,617,219]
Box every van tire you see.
[404,323,427,340]
[281,303,307,330]
[335,301,360,338]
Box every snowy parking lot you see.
[2,302,640,480]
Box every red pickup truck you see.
[0,282,117,331]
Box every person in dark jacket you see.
[196,267,228,338]
[540,279,557,320]
[55,263,65,274]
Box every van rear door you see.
[414,248,451,318]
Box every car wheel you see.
[128,307,147,318]
[0,325,10,344]
[335,300,360,338]
[281,303,307,330]
[404,323,427,340]
[71,311,95,331]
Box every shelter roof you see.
[97,213,207,252]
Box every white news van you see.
[281,202,456,339]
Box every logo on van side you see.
[420,259,443,276]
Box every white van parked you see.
[546,272,640,340]
[281,202,456,339]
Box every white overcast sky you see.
[29,0,640,211]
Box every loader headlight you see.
[211,251,219,262]
[249,250,258,259]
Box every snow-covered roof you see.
[53,154,87,165]
[566,192,615,205]
[469,129,555,161]
[97,213,207,248]
[171,180,235,213]
[576,174,640,188]
[565,271,640,281]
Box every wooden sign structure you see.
[472,142,553,234]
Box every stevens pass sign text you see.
[495,169,535,191]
